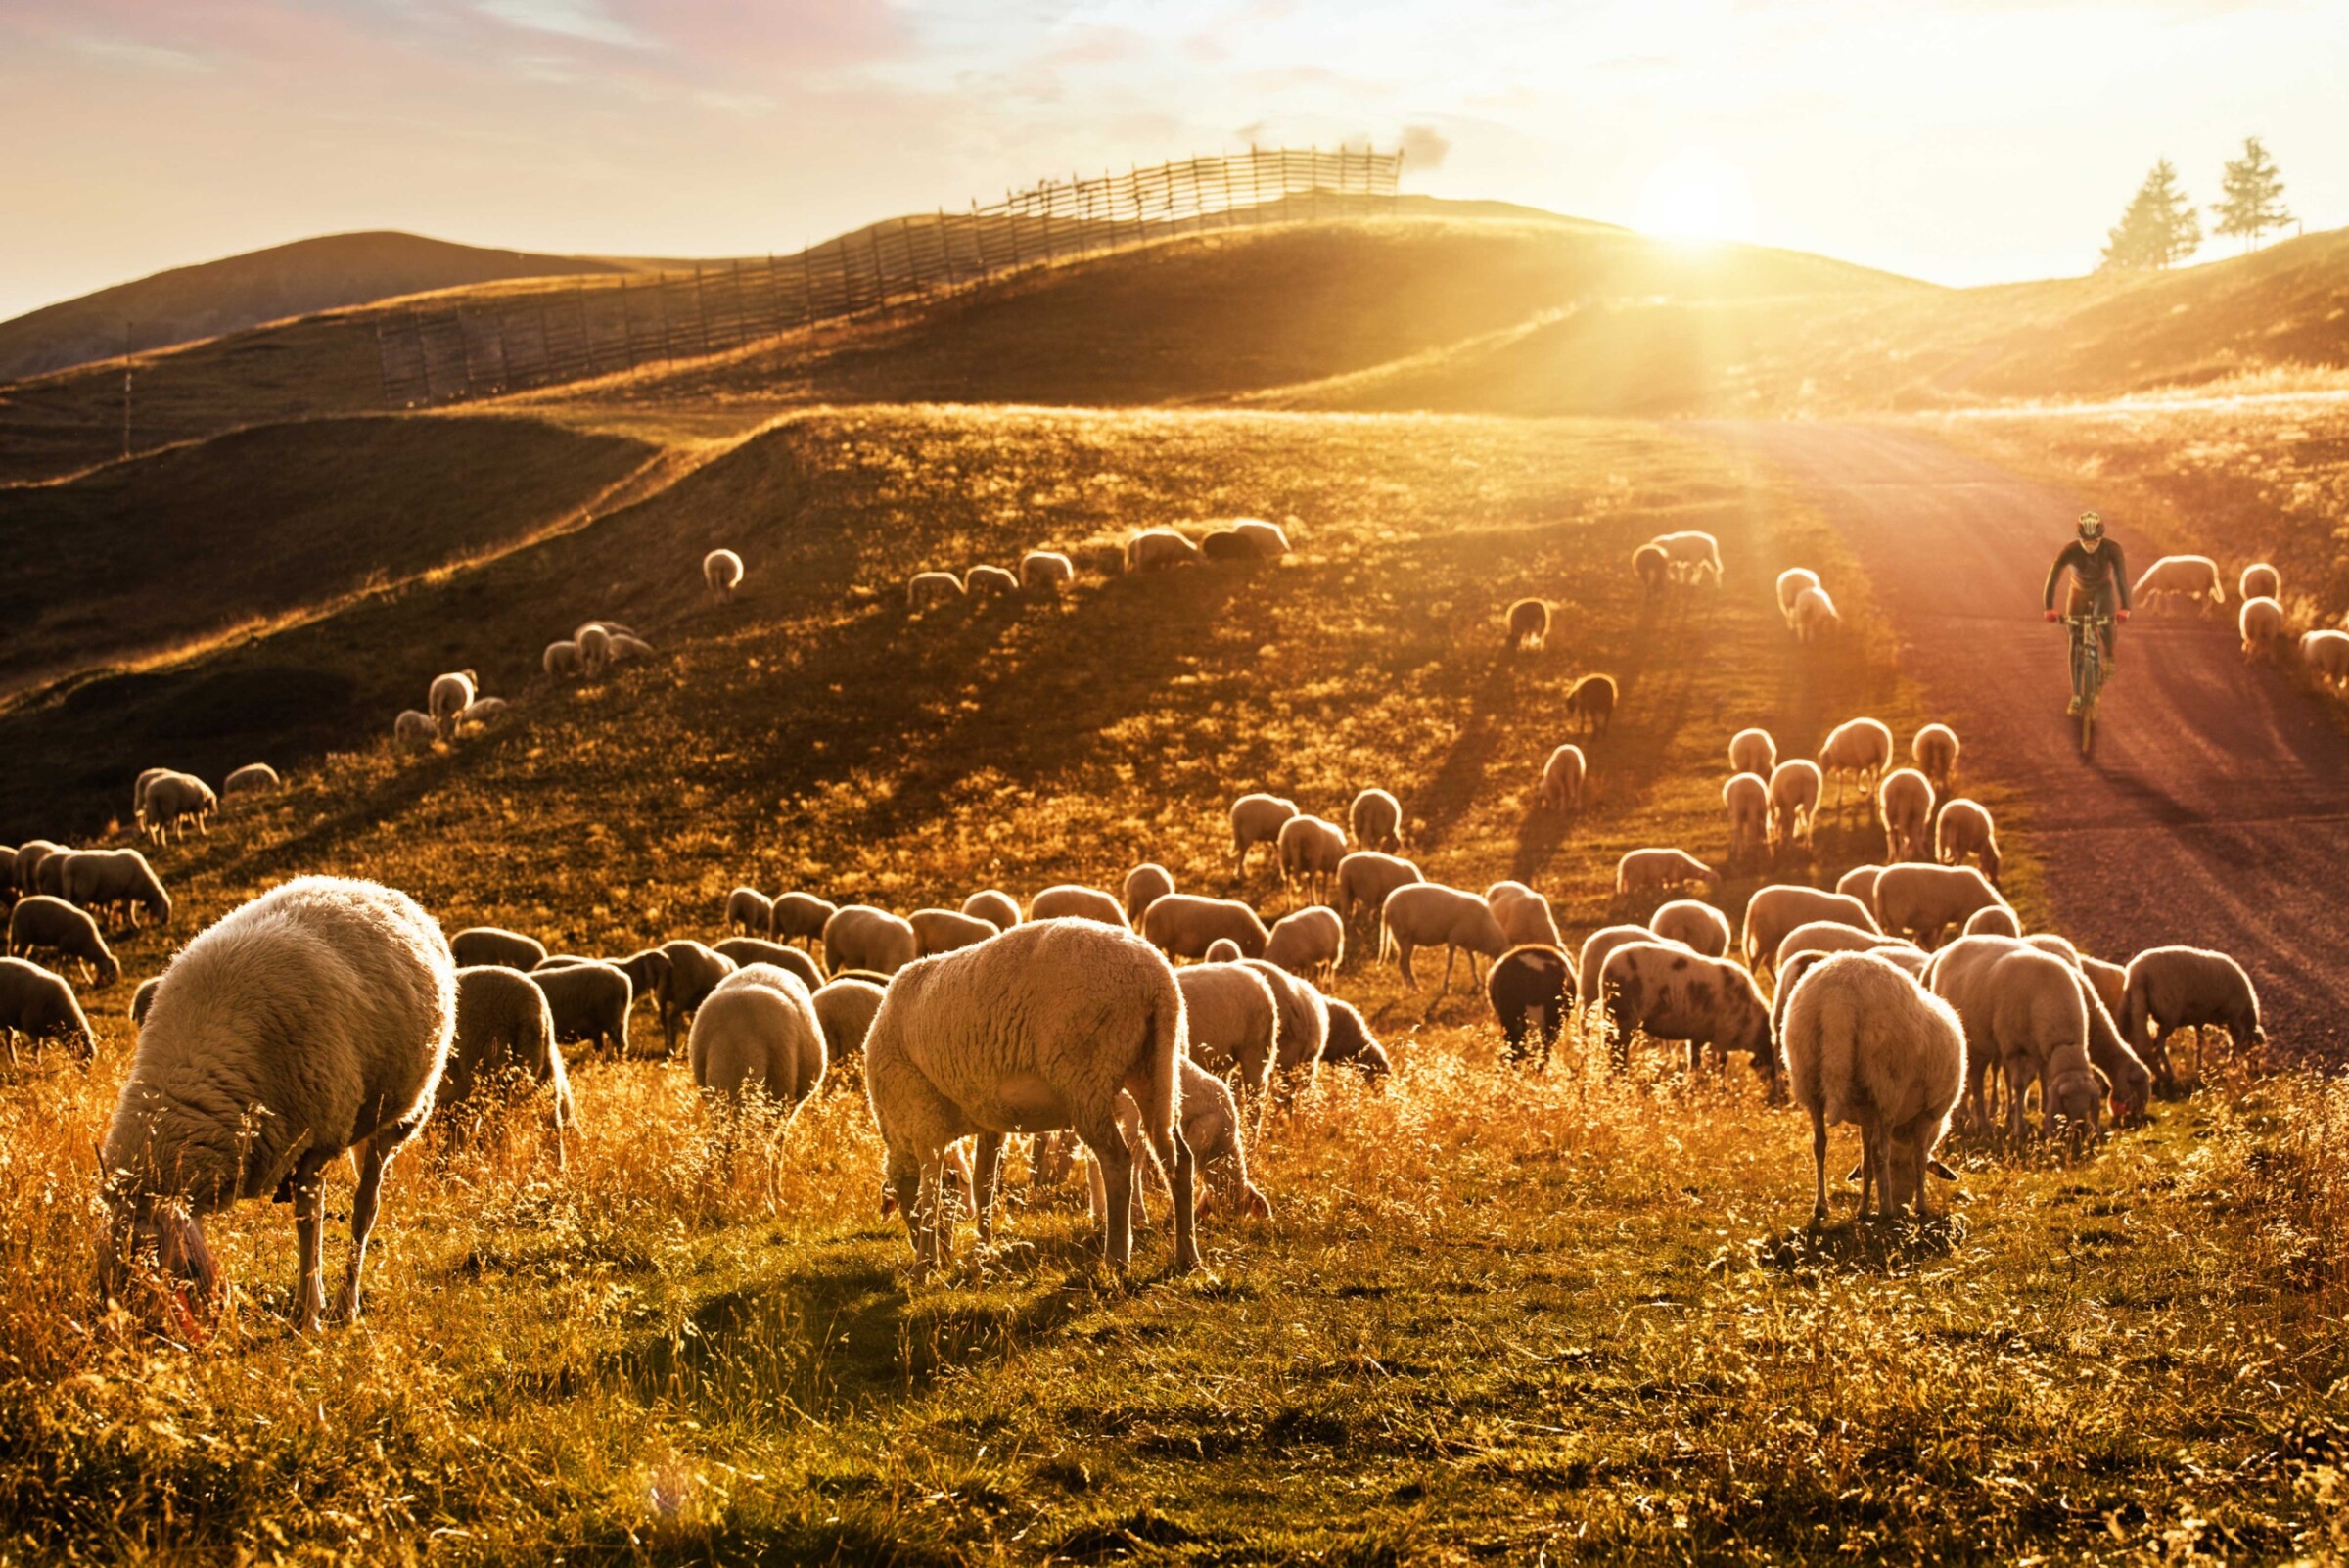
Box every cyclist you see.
[2043,510,2131,714]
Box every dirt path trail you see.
[1717,421,2349,1057]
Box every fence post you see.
[1007,190,1025,268]
[864,222,885,307]
[938,211,958,287]
[576,282,596,375]
[801,245,816,326]
[375,320,393,410]
[620,279,637,371]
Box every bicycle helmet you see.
[2077,510,2104,539]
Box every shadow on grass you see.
[1755,1212,1965,1276]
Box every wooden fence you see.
[375,146,1403,408]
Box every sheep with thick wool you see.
[2239,596,2286,659]
[2303,629,2349,687]
[1779,951,1964,1222]
[961,890,1021,931]
[97,877,455,1330]
[1020,550,1075,594]
[61,850,171,929]
[691,964,827,1115]
[1729,727,1776,778]
[1350,788,1404,852]
[1599,944,1774,1086]
[1567,674,1618,736]
[2132,554,2225,615]
[911,907,1000,956]
[2240,562,2280,601]
[142,773,217,843]
[1031,884,1127,927]
[1127,528,1200,573]
[1926,937,2107,1144]
[1724,771,1770,863]
[1229,793,1299,876]
[1790,586,1840,643]
[713,939,823,991]
[657,939,740,1051]
[441,966,575,1134]
[394,710,438,747]
[703,548,744,601]
[1486,880,1563,948]
[1935,798,2002,882]
[1336,852,1421,943]
[1242,957,1329,1082]
[1911,724,1959,793]
[1263,906,1344,981]
[811,975,887,1066]
[450,926,546,971]
[1649,530,1723,585]
[727,887,775,935]
[1872,863,2006,948]
[529,959,632,1057]
[1505,598,1549,652]
[1488,944,1573,1068]
[1877,767,1936,863]
[1578,924,1685,1011]
[1,956,94,1064]
[2120,945,2264,1090]
[1276,814,1346,903]
[1122,864,1175,925]
[770,892,838,947]
[821,906,917,977]
[1818,718,1895,812]
[1540,745,1587,813]
[1087,1056,1271,1227]
[1650,899,1732,958]
[1141,894,1269,960]
[1775,568,1820,622]
[1615,848,1719,899]
[1773,920,1924,974]
[1320,997,1391,1078]
[1768,760,1822,853]
[428,671,477,736]
[9,896,119,987]
[1381,883,1508,993]
[222,762,280,801]
[1176,962,1281,1107]
[1740,885,1880,974]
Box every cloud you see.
[67,33,214,73]
[1401,122,1451,169]
[476,0,651,50]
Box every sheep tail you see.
[1138,974,1183,1144]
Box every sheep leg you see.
[293,1172,328,1331]
[1082,1113,1137,1270]
[971,1132,1006,1244]
[1809,1109,1830,1222]
[1435,945,1455,998]
[332,1137,393,1325]
[1139,1120,1199,1274]
[1396,941,1418,990]
[1855,1123,1879,1219]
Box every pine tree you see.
[2212,137,2293,250]
[2100,160,2202,272]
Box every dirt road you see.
[1720,422,2349,1057]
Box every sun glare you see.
[1634,152,1756,243]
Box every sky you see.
[2,0,2344,320]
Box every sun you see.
[1635,152,1756,243]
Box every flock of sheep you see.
[2114,551,2349,684]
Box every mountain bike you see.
[2065,610,2114,756]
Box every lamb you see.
[1872,862,2006,948]
[712,939,824,992]
[428,670,478,736]
[1728,727,1776,777]
[1350,788,1404,852]
[1335,852,1421,939]
[221,762,280,801]
[1877,767,1936,862]
[1087,1056,1271,1225]
[908,571,967,611]
[1030,884,1128,927]
[2303,629,2349,688]
[1566,673,1618,736]
[528,959,632,1057]
[1724,772,1770,864]
[1776,568,1821,622]
[964,564,1020,601]
[727,886,775,935]
[1578,924,1685,1008]
[1634,543,1670,594]
[2240,562,2280,601]
[2239,595,2286,659]
[863,919,1196,1275]
[1275,814,1346,903]
[1650,899,1732,958]
[1614,847,1720,898]
[1790,586,1840,643]
[911,907,1001,956]
[1778,951,1964,1222]
[1926,938,2106,1144]
[1505,598,1550,652]
[2120,945,2264,1090]
[1486,880,1563,947]
[60,849,171,928]
[811,975,887,1065]
[2132,554,2225,616]
[691,964,827,1114]
[0,956,94,1064]
[1020,550,1076,594]
[656,940,740,1052]
[394,710,438,747]
[1140,895,1268,960]
[1488,944,1573,1068]
[1319,997,1391,1079]
[1962,904,2021,939]
[1768,760,1822,853]
[1540,745,1587,813]
[1740,885,1880,974]
[1240,957,1329,1080]
[1176,962,1281,1107]
[1231,518,1292,558]
[543,639,582,678]
[1649,530,1723,586]
[1598,943,1773,1086]
[1911,724,1959,793]
[703,547,744,601]
[1229,793,1300,876]
[1818,717,1895,812]
[1379,883,1509,993]
[1127,528,1201,573]
[448,926,547,971]
[1122,864,1175,925]
[821,906,918,977]
[961,890,1020,930]
[141,773,216,842]
[1934,798,2002,882]
[769,892,838,947]
[440,966,574,1133]
[8,897,119,987]
[1263,906,1344,981]
[97,877,455,1330]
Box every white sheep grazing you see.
[691,964,826,1114]
[1486,880,1564,948]
[447,926,546,972]
[1030,884,1128,928]
[1872,862,2006,949]
[2011,936,2153,1120]
[1926,937,2105,1145]
[727,886,775,935]
[1776,568,1821,623]
[1835,864,1884,907]
[1599,943,1774,1085]
[1540,745,1587,813]
[1779,951,1964,1222]
[1877,767,1936,863]
[1205,939,1242,963]
[1241,957,1329,1081]
[1177,962,1281,1106]
[2303,629,2349,689]
[1773,920,1924,974]
[2120,945,2264,1090]
[2133,554,2225,616]
[2081,953,2128,1024]
[98,877,455,1330]
[1729,727,1776,777]
[1229,793,1300,876]
[1263,906,1344,982]
[1578,924,1687,1009]
[61,849,171,929]
[1505,598,1550,652]
[1087,1056,1271,1226]
[1232,518,1291,557]
[221,762,280,801]
[1724,772,1770,864]
[1650,899,1732,958]
[1740,884,1880,974]
[1911,724,1959,793]
[1768,760,1822,853]
[141,773,216,843]
[1817,718,1894,813]
[1276,814,1346,904]
[712,938,823,992]
[811,976,886,1065]
[1651,530,1724,586]
[455,697,509,732]
[605,631,654,664]
[1127,528,1201,572]
[821,906,918,977]
[1,955,95,1064]
[964,565,1020,601]
[1962,904,2021,940]
[2238,595,2286,659]
[908,571,967,611]
[394,709,438,748]
[910,907,1000,956]
[441,966,574,1136]
[865,919,1197,1275]
[1350,788,1404,852]
[1614,848,1720,899]
[428,670,478,736]
[1336,852,1421,939]
[8,896,121,987]
[1020,550,1076,595]
[703,547,745,602]
[2237,562,2280,602]
[1122,864,1175,925]
[1140,895,1269,960]
[1634,542,1670,594]
[769,892,839,947]
[961,890,1020,931]
[657,940,741,1052]
[132,767,171,829]
[1380,883,1509,993]
[1791,586,1840,643]
[530,959,633,1057]
[543,639,582,678]
[1934,798,2002,883]
[577,623,613,670]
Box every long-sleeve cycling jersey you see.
[2043,537,2131,611]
